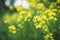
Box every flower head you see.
[8,25,16,34]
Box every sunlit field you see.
[0,0,59,40]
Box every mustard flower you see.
[8,25,16,34]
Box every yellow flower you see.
[30,0,36,2]
[19,10,27,15]
[4,18,10,24]
[16,6,23,12]
[57,0,60,3]
[9,5,14,10]
[17,15,23,22]
[37,3,44,9]
[49,33,53,39]
[49,4,54,9]
[35,23,42,28]
[31,3,37,8]
[45,9,51,12]
[49,16,54,20]
[52,9,57,12]
[27,11,31,17]
[44,34,50,40]
[41,20,45,24]
[58,6,60,9]
[41,15,47,20]
[50,33,53,36]
[44,33,53,40]
[33,16,41,23]
[48,12,56,16]
[33,19,37,23]
[24,17,28,21]
[53,18,57,21]
[9,25,16,34]
[28,0,37,8]
[33,16,47,28]
[18,24,23,29]
[46,34,50,37]
[42,25,48,32]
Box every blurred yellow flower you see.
[24,17,28,21]
[17,15,23,22]
[19,10,27,15]
[9,6,14,10]
[16,6,23,12]
[41,15,47,20]
[57,0,60,3]
[28,0,37,8]
[49,4,54,9]
[30,0,36,2]
[29,0,36,4]
[53,18,57,21]
[52,9,57,12]
[33,15,47,28]
[35,23,42,28]
[37,3,44,9]
[27,11,31,17]
[4,19,9,23]
[18,24,23,29]
[9,25,16,34]
[42,25,48,32]
[44,33,53,40]
[33,16,41,23]
[49,16,54,20]
[41,21,45,24]
[44,34,50,40]
[50,33,53,36]
[48,12,56,16]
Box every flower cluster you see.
[33,9,57,28]
[44,33,54,40]
[8,25,16,34]
[17,10,32,22]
